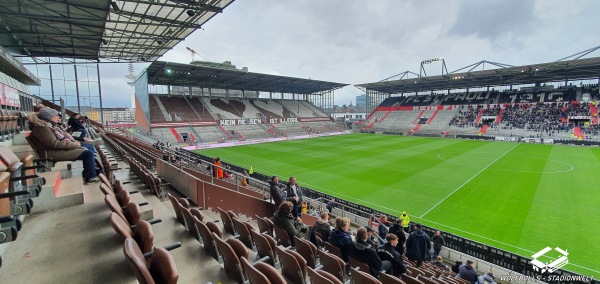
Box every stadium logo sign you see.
[531,246,568,274]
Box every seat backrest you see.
[255,215,272,236]
[212,232,244,284]
[240,256,269,284]
[123,237,153,284]
[196,219,218,260]
[317,250,345,282]
[349,256,371,277]
[254,262,287,284]
[350,266,382,284]
[379,272,407,284]
[133,220,154,254]
[403,274,425,284]
[178,203,193,231]
[275,245,306,284]
[149,247,179,284]
[167,193,184,225]
[250,229,275,266]
[217,207,235,235]
[232,218,253,249]
[117,189,131,207]
[417,276,438,284]
[226,237,249,260]
[109,212,134,240]
[273,225,292,247]
[98,173,112,189]
[287,249,308,283]
[264,218,275,235]
[113,180,124,194]
[104,195,128,225]
[0,146,21,168]
[323,241,343,260]
[206,221,223,239]
[99,183,116,198]
[407,267,424,278]
[178,197,190,209]
[294,236,317,268]
[124,202,142,226]
[190,208,204,222]
[307,266,342,284]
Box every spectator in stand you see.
[286,176,303,218]
[458,260,479,284]
[241,170,249,187]
[434,256,449,271]
[451,260,463,274]
[271,201,307,246]
[377,233,407,277]
[326,198,335,213]
[213,158,223,179]
[347,227,392,278]
[328,216,353,261]
[400,211,410,233]
[405,223,431,267]
[269,176,285,206]
[432,230,446,260]
[28,109,99,184]
[313,211,332,240]
[365,227,382,248]
[388,218,406,255]
[378,215,390,238]
[301,202,308,215]
[67,113,87,138]
[478,272,497,284]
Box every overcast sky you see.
[98,0,600,108]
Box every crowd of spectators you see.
[448,105,482,128]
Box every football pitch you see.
[196,133,600,277]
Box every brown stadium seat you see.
[273,225,292,247]
[403,274,425,284]
[196,219,218,261]
[232,218,253,249]
[227,237,250,260]
[379,272,407,284]
[275,245,307,284]
[323,241,344,260]
[307,266,343,284]
[212,232,245,284]
[350,266,382,284]
[217,207,236,235]
[317,250,346,283]
[123,238,179,284]
[294,236,318,268]
[254,261,287,284]
[167,193,184,225]
[255,215,272,236]
[250,229,276,266]
[417,275,438,284]
[190,208,204,222]
[178,203,193,231]
[349,256,372,277]
[206,220,222,239]
[240,256,270,284]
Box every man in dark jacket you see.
[286,176,303,218]
[458,260,479,284]
[347,227,392,277]
[431,230,446,260]
[405,223,431,267]
[271,201,306,246]
[328,217,353,261]
[269,176,285,206]
[377,233,407,277]
[388,218,406,255]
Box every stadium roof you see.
[0,0,234,62]
[356,57,600,94]
[146,61,348,94]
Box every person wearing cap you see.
[405,223,431,268]
[28,108,99,183]
[458,260,479,284]
[67,113,87,138]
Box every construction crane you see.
[186,47,210,62]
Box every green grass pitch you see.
[196,133,600,277]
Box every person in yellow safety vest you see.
[248,166,254,175]
[400,211,410,233]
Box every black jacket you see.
[405,229,431,261]
[347,240,382,277]
[328,228,353,261]
[377,243,407,276]
[388,223,406,254]
[269,181,284,205]
[432,234,445,250]
[68,116,85,131]
[458,264,479,284]
[285,184,303,205]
